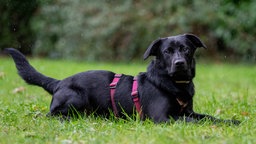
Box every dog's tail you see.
[5,48,59,95]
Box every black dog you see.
[6,34,240,124]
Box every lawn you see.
[0,57,255,144]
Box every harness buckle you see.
[131,91,138,96]
[131,91,139,102]
[109,82,117,89]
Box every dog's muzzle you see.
[168,59,188,77]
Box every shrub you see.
[0,0,38,54]
[2,0,256,62]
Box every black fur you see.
[5,34,240,124]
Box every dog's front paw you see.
[223,119,241,125]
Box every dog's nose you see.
[174,60,185,66]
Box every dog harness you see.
[109,74,143,118]
[109,74,122,117]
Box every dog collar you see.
[175,81,190,84]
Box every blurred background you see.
[0,0,255,62]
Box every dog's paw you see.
[220,119,241,126]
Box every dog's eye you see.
[164,50,170,54]
[182,47,189,53]
[164,48,175,54]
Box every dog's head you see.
[144,34,206,81]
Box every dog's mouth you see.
[168,65,188,75]
[168,68,191,81]
[169,70,188,77]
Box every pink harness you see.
[109,74,143,118]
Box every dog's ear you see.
[143,38,162,60]
[184,34,207,49]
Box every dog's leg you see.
[185,110,241,125]
[152,116,170,123]
[147,101,172,123]
[149,110,170,123]
[179,100,240,125]
[189,112,240,125]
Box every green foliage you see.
[0,57,255,143]
[0,0,38,54]
[1,0,256,61]
[30,0,256,61]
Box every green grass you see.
[0,57,255,144]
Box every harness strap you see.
[131,76,143,118]
[109,74,143,119]
[109,74,122,117]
